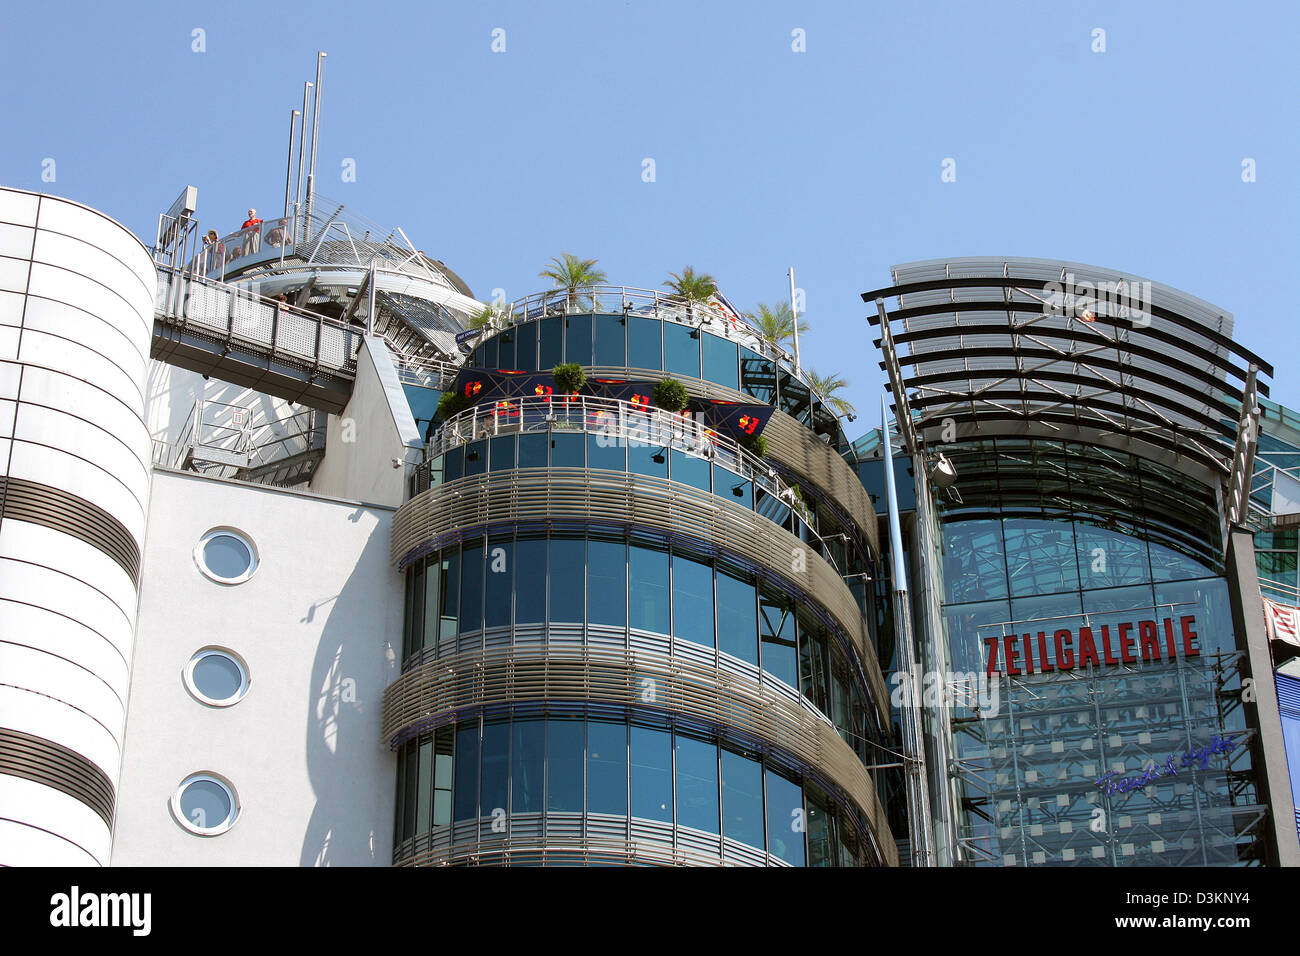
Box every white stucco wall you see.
[112,469,402,866]
[309,337,421,507]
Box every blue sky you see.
[2,0,1296,425]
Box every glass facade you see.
[394,714,875,866]
[469,313,845,450]
[396,294,889,866]
[930,438,1263,866]
[421,428,866,571]
[400,531,878,764]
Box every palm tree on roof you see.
[745,302,809,352]
[539,253,607,311]
[664,266,718,307]
[805,368,855,419]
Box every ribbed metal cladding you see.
[391,467,889,714]
[582,365,881,556]
[381,644,898,867]
[0,727,116,827]
[0,476,140,586]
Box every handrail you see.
[427,394,826,551]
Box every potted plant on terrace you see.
[652,377,689,413]
[553,362,587,396]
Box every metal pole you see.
[882,394,934,867]
[366,262,377,337]
[295,81,312,239]
[305,51,326,237]
[788,266,801,373]
[283,109,300,218]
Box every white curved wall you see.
[0,186,155,865]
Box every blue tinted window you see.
[665,322,701,379]
[673,554,715,648]
[515,321,537,370]
[594,315,626,367]
[480,721,509,817]
[485,538,513,628]
[549,537,585,623]
[805,782,832,866]
[766,769,805,865]
[547,717,585,812]
[489,435,516,471]
[565,315,592,367]
[588,538,627,628]
[1003,516,1079,597]
[512,719,545,813]
[460,543,483,633]
[675,734,719,834]
[630,724,672,822]
[715,466,752,509]
[538,317,562,371]
[628,317,662,371]
[798,614,830,712]
[439,551,459,642]
[496,329,516,370]
[702,333,738,390]
[717,570,758,665]
[740,349,776,404]
[416,740,432,833]
[760,588,798,687]
[629,442,668,479]
[588,720,628,815]
[942,518,1009,603]
[721,749,765,849]
[778,372,812,424]
[482,335,499,370]
[588,431,626,472]
[413,560,430,652]
[629,544,670,633]
[443,445,464,482]
[517,432,548,468]
[550,432,584,468]
[514,538,547,624]
[671,449,711,493]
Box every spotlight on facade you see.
[928,452,957,488]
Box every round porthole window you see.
[172,773,239,835]
[184,648,249,707]
[196,529,258,584]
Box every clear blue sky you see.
[2,0,1297,425]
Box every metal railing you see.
[155,265,365,376]
[428,392,821,535]
[153,399,326,481]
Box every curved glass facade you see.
[470,313,845,445]
[393,714,877,866]
[389,286,895,866]
[932,438,1261,866]
[421,428,868,579]
[400,531,880,764]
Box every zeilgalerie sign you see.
[983,615,1202,676]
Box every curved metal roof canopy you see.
[862,257,1270,514]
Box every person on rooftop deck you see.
[240,208,262,257]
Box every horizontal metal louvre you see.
[0,476,139,585]
[381,644,896,867]
[391,468,888,715]
[0,727,115,827]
